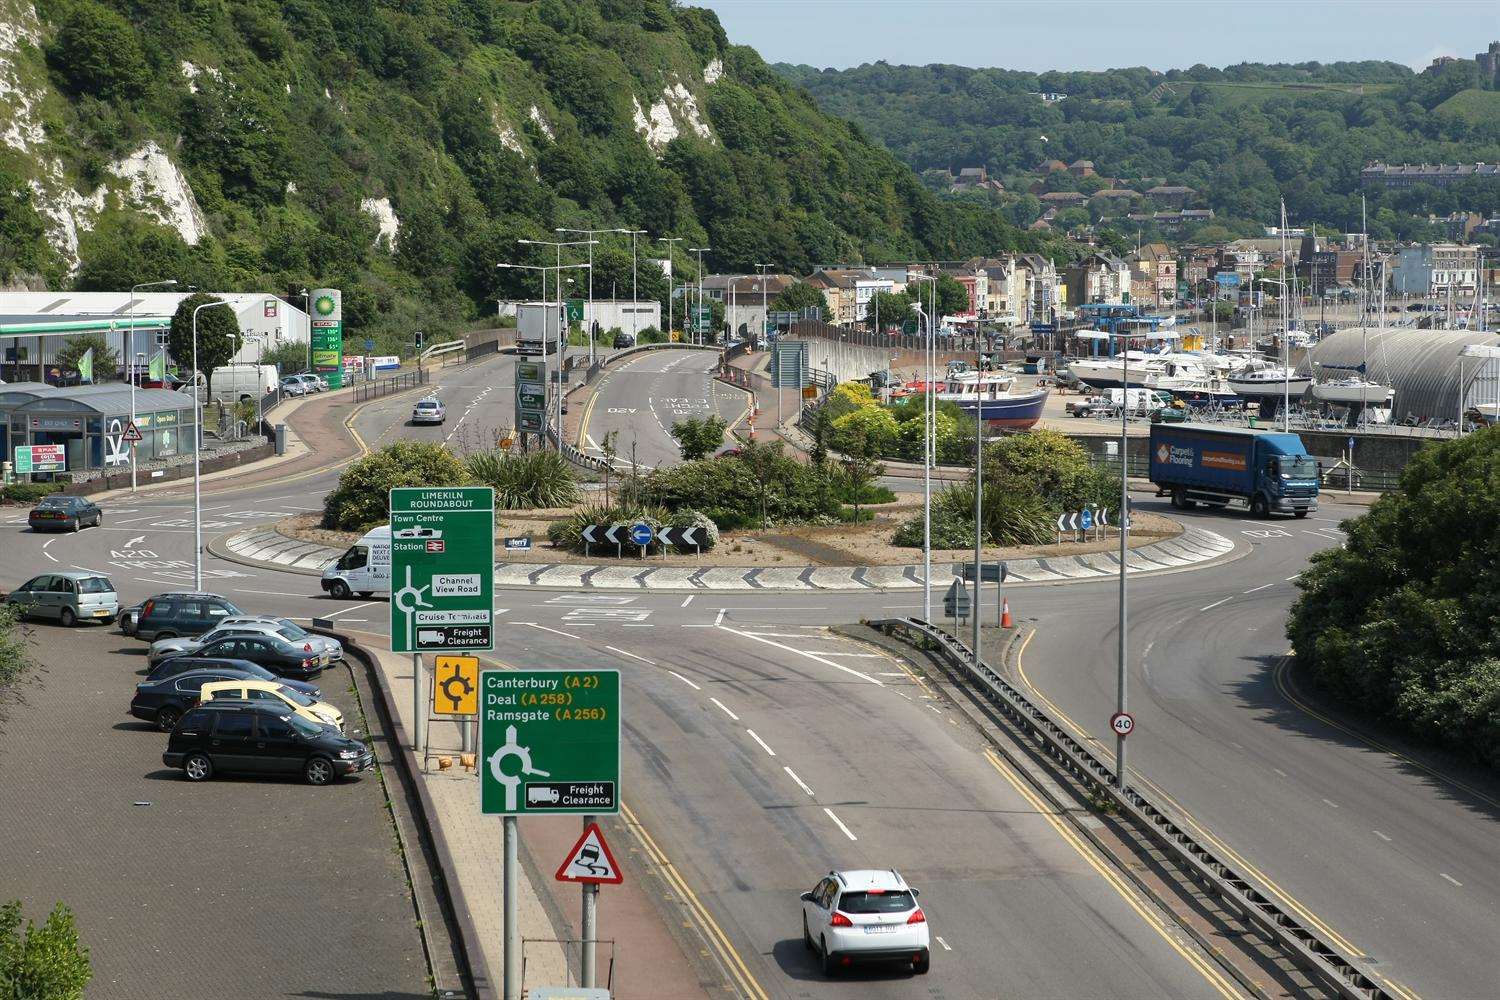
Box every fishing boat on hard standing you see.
[1310,364,1394,406]
[894,371,1050,430]
[1226,361,1312,399]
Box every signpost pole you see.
[412,653,423,754]
[995,559,1004,628]
[503,815,521,1000]
[581,814,597,988]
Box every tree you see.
[322,440,472,530]
[838,428,885,520]
[0,166,55,283]
[934,273,971,316]
[770,281,827,320]
[738,439,789,528]
[831,406,898,456]
[47,0,148,102]
[54,333,119,381]
[75,215,193,293]
[669,415,727,461]
[168,294,238,383]
[0,900,92,999]
[865,290,913,331]
[261,341,310,377]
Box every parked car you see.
[130,665,268,731]
[163,702,373,785]
[133,593,243,641]
[117,599,145,636]
[144,656,320,699]
[411,396,445,424]
[278,376,308,397]
[201,678,345,733]
[27,495,101,532]
[183,634,328,680]
[4,572,118,627]
[149,617,342,667]
[800,870,929,976]
[292,373,325,393]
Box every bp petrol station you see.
[389,486,621,999]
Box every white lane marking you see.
[717,625,884,687]
[110,514,168,524]
[935,936,952,951]
[927,705,942,715]
[680,595,694,608]
[1199,597,1232,611]
[823,807,857,841]
[123,534,147,548]
[325,600,379,619]
[1441,873,1463,887]
[783,766,815,796]
[667,670,701,690]
[523,622,584,640]
[1272,767,1288,777]
[230,588,310,598]
[43,550,57,562]
[1322,798,1340,809]
[200,503,234,512]
[1243,583,1274,594]
[1286,575,1301,582]
[878,671,909,677]
[814,652,884,658]
[713,608,726,626]
[1373,830,1392,842]
[604,645,656,665]
[618,623,653,628]
[709,697,739,720]
[745,729,777,756]
[42,537,55,548]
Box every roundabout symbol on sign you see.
[1110,711,1135,737]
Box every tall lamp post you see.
[557,228,634,363]
[755,263,772,347]
[1100,329,1137,790]
[688,247,711,345]
[498,260,592,448]
[626,230,646,343]
[907,272,937,621]
[191,299,234,591]
[129,279,179,491]
[658,237,685,338]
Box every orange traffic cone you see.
[1001,598,1013,629]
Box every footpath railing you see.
[351,368,429,403]
[873,617,1393,1000]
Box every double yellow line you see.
[982,748,1242,999]
[618,801,767,999]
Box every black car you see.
[130,666,260,731]
[134,592,242,641]
[164,702,372,785]
[27,495,101,532]
[186,634,327,680]
[144,656,320,699]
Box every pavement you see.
[0,625,431,1000]
[219,520,1239,590]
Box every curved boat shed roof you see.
[1301,327,1500,423]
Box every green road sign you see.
[480,668,620,815]
[565,299,585,324]
[389,487,495,652]
[517,386,545,409]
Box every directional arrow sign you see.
[555,822,623,885]
[582,525,603,545]
[1067,512,1080,531]
[605,524,628,545]
[1080,508,1094,531]
[629,522,654,547]
[1056,513,1067,532]
[656,525,701,548]
[1098,508,1110,527]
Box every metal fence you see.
[351,368,429,403]
[874,617,1394,1000]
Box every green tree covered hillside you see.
[776,59,1500,242]
[0,0,1051,349]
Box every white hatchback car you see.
[801,869,929,976]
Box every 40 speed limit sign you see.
[1110,711,1135,737]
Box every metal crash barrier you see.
[872,616,1393,1000]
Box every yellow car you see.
[200,679,345,734]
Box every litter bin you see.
[274,423,287,456]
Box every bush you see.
[48,1,148,102]
[0,603,36,693]
[984,429,1118,518]
[0,900,92,999]
[830,406,898,456]
[465,450,580,510]
[321,441,471,531]
[891,480,1053,549]
[545,504,669,554]
[262,342,311,377]
[0,483,64,504]
[820,382,877,423]
[1287,427,1500,766]
[640,446,838,529]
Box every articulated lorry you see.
[1148,423,1319,518]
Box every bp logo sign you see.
[314,294,337,317]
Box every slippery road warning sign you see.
[555,823,623,885]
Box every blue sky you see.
[695,0,1500,72]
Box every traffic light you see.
[414,330,425,351]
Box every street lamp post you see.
[658,237,685,339]
[628,230,646,343]
[688,247,710,346]
[756,263,771,347]
[129,279,179,490]
[498,260,592,449]
[1101,329,1135,790]
[191,299,234,591]
[558,228,639,363]
[907,273,937,621]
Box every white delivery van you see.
[211,364,280,403]
[321,525,391,599]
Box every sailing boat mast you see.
[1281,199,1290,431]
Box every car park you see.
[184,634,328,680]
[800,870,929,976]
[411,396,445,424]
[4,572,118,627]
[148,617,342,666]
[279,376,307,397]
[27,495,101,532]
[164,702,373,785]
[201,679,345,733]
[133,593,242,641]
[130,665,266,731]
[144,656,320,699]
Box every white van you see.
[210,363,280,403]
[321,526,391,599]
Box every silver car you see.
[149,617,343,666]
[294,373,325,393]
[5,572,119,627]
[411,397,445,424]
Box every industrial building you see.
[1302,327,1500,425]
